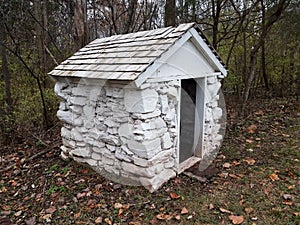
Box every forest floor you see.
[1,97,299,225]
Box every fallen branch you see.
[0,141,60,173]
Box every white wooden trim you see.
[178,156,201,174]
[175,83,182,171]
[134,31,193,87]
[189,28,227,77]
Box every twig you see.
[0,141,60,173]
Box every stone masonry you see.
[54,76,223,192]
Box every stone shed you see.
[49,23,227,192]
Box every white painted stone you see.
[167,86,178,99]
[57,110,73,125]
[137,117,167,131]
[102,154,115,165]
[61,127,71,139]
[106,144,116,152]
[74,117,83,126]
[139,169,176,193]
[89,128,103,140]
[60,152,69,160]
[83,105,95,119]
[164,159,175,168]
[165,108,175,121]
[70,96,87,106]
[160,95,169,114]
[70,147,90,158]
[93,146,104,153]
[59,102,69,111]
[132,109,161,120]
[161,133,172,149]
[70,105,82,114]
[89,86,102,101]
[118,123,134,139]
[73,86,88,96]
[86,158,98,167]
[71,128,83,142]
[122,162,155,178]
[104,118,119,127]
[54,81,69,100]
[127,138,161,159]
[139,83,151,89]
[124,89,158,113]
[115,150,132,162]
[100,135,121,146]
[106,87,124,98]
[107,127,118,134]
[92,152,102,160]
[60,145,69,154]
[133,156,149,167]
[212,107,222,120]
[149,149,173,165]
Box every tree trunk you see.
[164,0,176,27]
[261,0,269,91]
[0,22,12,111]
[74,0,87,48]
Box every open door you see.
[179,79,196,163]
[179,78,205,165]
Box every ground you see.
[0,97,299,225]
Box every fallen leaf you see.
[175,215,181,221]
[41,214,52,222]
[269,173,279,181]
[245,207,254,214]
[282,201,293,206]
[74,212,81,220]
[104,217,112,225]
[129,222,141,225]
[247,124,257,134]
[243,157,256,165]
[293,212,300,216]
[181,207,188,215]
[208,203,214,210]
[228,215,244,224]
[14,210,22,217]
[118,208,123,216]
[77,192,86,198]
[114,203,123,209]
[219,208,232,214]
[170,192,181,199]
[25,216,36,225]
[223,162,231,168]
[283,194,293,200]
[95,217,102,224]
[229,174,239,179]
[156,213,172,220]
[246,139,254,143]
[45,206,56,214]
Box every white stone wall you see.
[54,78,179,192]
[203,76,224,163]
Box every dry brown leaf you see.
[118,208,123,216]
[282,201,293,206]
[175,215,181,221]
[181,207,189,215]
[170,192,181,199]
[95,217,102,224]
[156,213,172,220]
[247,124,257,134]
[208,203,214,210]
[45,206,56,214]
[293,212,300,216]
[243,157,256,165]
[269,173,279,181]
[223,162,231,168]
[104,217,112,225]
[229,174,239,179]
[246,139,254,143]
[114,202,123,209]
[245,207,254,214]
[14,210,22,217]
[76,192,86,198]
[129,222,141,225]
[219,208,232,214]
[74,212,81,220]
[228,215,244,224]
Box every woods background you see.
[0,0,299,144]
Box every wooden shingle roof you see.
[49,23,226,81]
